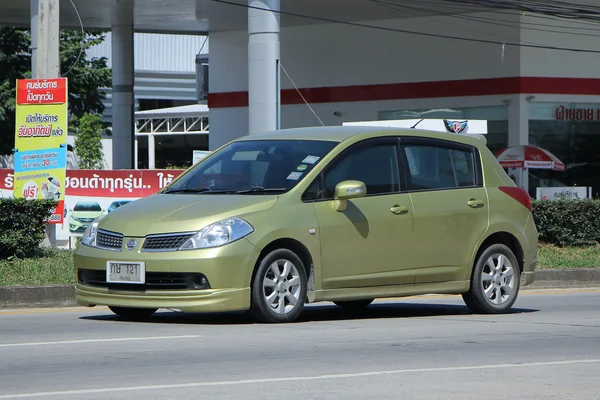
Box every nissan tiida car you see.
[74,126,538,323]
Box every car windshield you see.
[74,203,102,212]
[164,139,337,194]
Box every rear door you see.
[400,137,489,284]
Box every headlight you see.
[81,216,104,247]
[179,217,254,250]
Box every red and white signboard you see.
[16,78,68,105]
[0,169,185,240]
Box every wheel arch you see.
[250,238,315,297]
[472,231,525,279]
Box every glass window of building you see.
[529,102,600,197]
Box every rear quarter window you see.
[403,141,479,191]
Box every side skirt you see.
[309,280,470,303]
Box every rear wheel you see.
[250,249,307,323]
[462,244,520,314]
[333,299,374,309]
[108,306,158,320]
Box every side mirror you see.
[333,180,367,211]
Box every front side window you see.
[403,143,477,191]
[164,140,337,195]
[322,143,400,199]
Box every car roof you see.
[234,125,486,147]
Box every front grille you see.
[79,218,95,223]
[97,230,123,249]
[78,269,211,291]
[142,234,193,251]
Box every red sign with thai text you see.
[0,169,186,197]
[16,78,68,105]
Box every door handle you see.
[391,205,409,215]
[467,199,485,208]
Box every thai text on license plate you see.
[106,262,145,284]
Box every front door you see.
[401,138,489,284]
[310,138,416,290]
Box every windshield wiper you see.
[162,187,235,194]
[236,186,287,194]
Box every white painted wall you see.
[208,11,600,149]
[209,12,523,148]
[520,15,600,77]
[211,12,522,93]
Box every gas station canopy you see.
[1,0,499,33]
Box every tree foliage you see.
[75,113,105,170]
[0,28,112,155]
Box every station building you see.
[1,0,599,195]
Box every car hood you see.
[98,193,279,237]
[71,211,103,219]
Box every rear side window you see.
[403,143,478,191]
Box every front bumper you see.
[74,237,258,313]
[69,219,89,233]
[76,284,251,313]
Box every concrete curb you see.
[526,268,600,289]
[1,269,600,309]
[0,284,76,309]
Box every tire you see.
[462,243,521,314]
[108,306,158,320]
[333,299,374,309]
[251,249,307,323]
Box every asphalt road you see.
[1,289,599,399]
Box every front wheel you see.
[108,306,158,320]
[251,249,307,323]
[462,244,520,314]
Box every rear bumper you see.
[521,271,535,286]
[520,213,539,286]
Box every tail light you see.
[499,186,532,211]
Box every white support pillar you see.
[148,134,155,169]
[111,0,135,169]
[134,137,138,169]
[508,94,530,192]
[248,0,280,135]
[30,0,38,74]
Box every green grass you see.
[538,243,600,269]
[0,244,598,286]
[0,249,75,286]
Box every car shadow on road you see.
[79,299,539,326]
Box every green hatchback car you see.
[74,126,538,323]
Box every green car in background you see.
[69,201,104,233]
[74,126,538,323]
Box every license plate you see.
[106,262,145,284]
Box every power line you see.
[210,0,600,54]
[372,0,539,45]
[61,0,85,77]
[280,62,324,126]
[395,0,600,27]
[459,0,600,23]
[374,0,600,39]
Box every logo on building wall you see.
[443,120,468,134]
